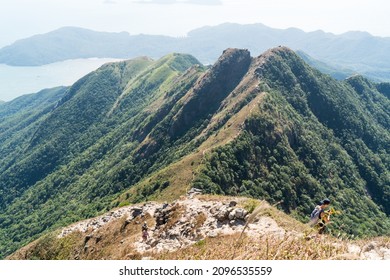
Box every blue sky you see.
[0,0,389,47]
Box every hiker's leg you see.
[317,222,325,234]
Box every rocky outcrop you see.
[59,202,159,237]
[346,241,390,260]
[133,197,277,254]
[58,194,284,255]
[10,194,390,260]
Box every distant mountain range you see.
[0,23,389,81]
[1,47,389,258]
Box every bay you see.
[0,58,124,102]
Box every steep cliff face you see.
[133,48,253,165]
[169,48,252,138]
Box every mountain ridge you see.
[0,47,389,259]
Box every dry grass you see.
[193,212,207,231]
[7,211,156,260]
[115,150,202,205]
[10,216,373,260]
[153,232,351,260]
[157,204,185,232]
[9,194,389,260]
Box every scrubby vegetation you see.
[193,48,390,237]
[0,47,389,259]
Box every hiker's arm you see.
[320,211,330,223]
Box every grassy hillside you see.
[0,47,389,259]
[0,54,203,257]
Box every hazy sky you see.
[0,0,389,47]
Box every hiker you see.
[142,222,149,242]
[309,198,331,234]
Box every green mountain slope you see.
[0,48,389,259]
[296,50,355,80]
[193,48,390,237]
[0,87,67,176]
[376,82,390,99]
[0,54,203,258]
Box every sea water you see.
[0,58,124,102]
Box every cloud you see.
[133,0,176,4]
[185,0,223,5]
[103,0,117,4]
[133,0,222,5]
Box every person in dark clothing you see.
[142,222,149,241]
[309,198,331,234]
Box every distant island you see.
[0,23,389,81]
